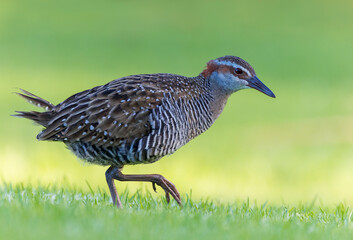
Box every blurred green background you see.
[1,0,353,205]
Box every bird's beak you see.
[247,76,276,98]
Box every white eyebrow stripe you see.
[213,60,252,77]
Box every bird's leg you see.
[111,168,182,206]
[105,166,123,208]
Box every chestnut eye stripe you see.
[213,60,252,77]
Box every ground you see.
[1,185,353,240]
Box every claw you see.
[165,192,170,203]
[152,182,157,193]
[155,177,182,206]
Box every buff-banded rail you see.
[14,56,275,208]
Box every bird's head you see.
[201,56,275,98]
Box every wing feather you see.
[37,74,182,145]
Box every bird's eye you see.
[235,68,243,74]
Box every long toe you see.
[165,192,170,204]
[156,177,182,206]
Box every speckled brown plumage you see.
[14,55,275,208]
[40,74,208,142]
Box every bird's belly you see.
[66,135,187,167]
[66,142,160,167]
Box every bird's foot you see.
[152,176,182,206]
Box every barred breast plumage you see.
[14,56,275,208]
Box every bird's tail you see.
[12,89,55,127]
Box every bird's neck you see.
[197,74,231,121]
[210,87,230,121]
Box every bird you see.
[13,55,275,208]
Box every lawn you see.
[1,184,353,240]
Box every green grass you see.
[1,184,353,240]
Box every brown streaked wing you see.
[38,74,192,147]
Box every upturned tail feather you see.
[16,89,54,110]
[12,89,55,127]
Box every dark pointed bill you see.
[247,76,276,98]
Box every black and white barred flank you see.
[67,84,215,167]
